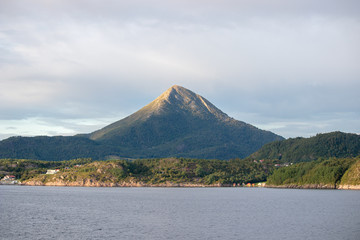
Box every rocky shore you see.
[265,184,336,189]
[337,184,360,190]
[20,181,360,189]
[22,179,232,187]
[266,184,360,190]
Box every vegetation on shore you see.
[0,158,93,181]
[339,159,360,186]
[1,156,359,188]
[1,158,275,186]
[266,157,359,188]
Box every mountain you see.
[0,85,283,160]
[249,131,360,163]
[85,85,284,159]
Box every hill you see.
[3,157,358,189]
[249,132,360,163]
[0,85,283,160]
[266,157,359,189]
[0,158,274,186]
[339,159,360,188]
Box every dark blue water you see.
[1,186,359,240]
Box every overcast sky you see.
[0,0,359,140]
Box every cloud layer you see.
[1,0,359,139]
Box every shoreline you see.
[21,180,234,188]
[265,184,360,190]
[9,181,360,190]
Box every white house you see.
[46,169,60,174]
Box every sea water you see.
[0,186,359,240]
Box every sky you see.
[0,0,359,140]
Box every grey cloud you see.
[0,0,359,139]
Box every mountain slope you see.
[89,85,234,141]
[0,85,284,160]
[249,131,360,163]
[86,85,284,159]
[339,158,360,187]
[0,136,113,161]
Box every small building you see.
[1,175,18,185]
[3,175,16,180]
[46,169,60,174]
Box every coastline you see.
[22,179,234,187]
[265,184,336,189]
[18,181,360,189]
[337,184,360,190]
[265,184,360,190]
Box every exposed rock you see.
[265,184,336,189]
[337,185,360,190]
[22,179,230,187]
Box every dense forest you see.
[0,136,111,161]
[249,132,360,163]
[266,157,359,188]
[2,132,358,164]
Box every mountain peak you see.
[154,85,188,103]
[148,85,229,120]
[89,85,231,140]
[156,85,195,102]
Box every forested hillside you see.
[339,159,360,187]
[250,132,360,163]
[0,136,116,161]
[266,157,359,188]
